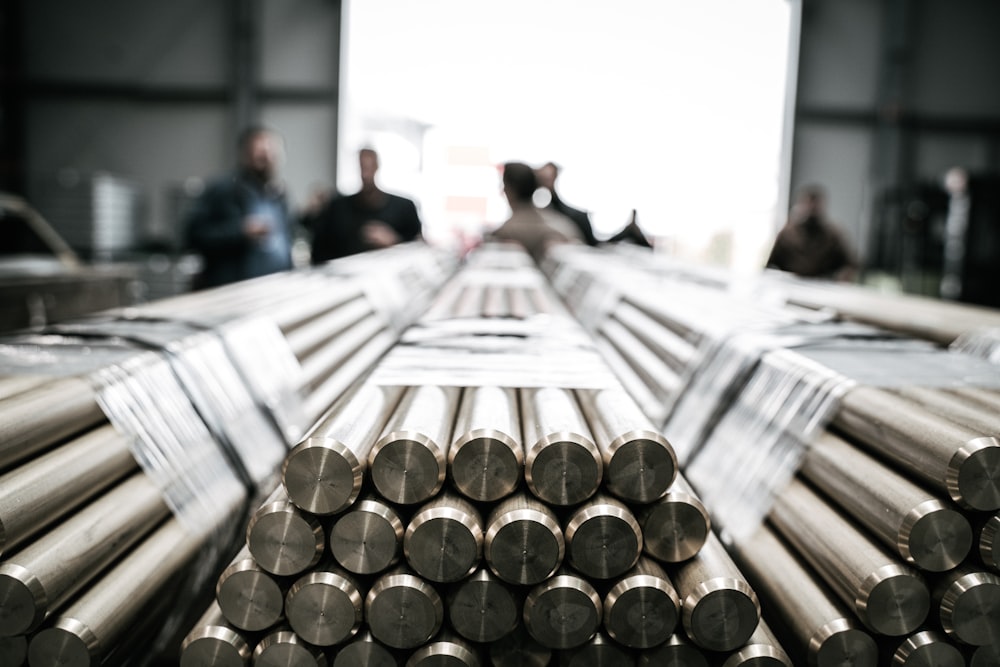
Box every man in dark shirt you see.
[535,161,598,246]
[767,185,857,281]
[310,148,423,263]
[184,125,294,289]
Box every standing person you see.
[490,161,582,264]
[535,161,599,246]
[766,184,857,281]
[183,125,293,290]
[310,148,423,263]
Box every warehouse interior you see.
[1,1,1000,666]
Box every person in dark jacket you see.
[535,161,598,246]
[184,125,293,289]
[309,148,423,263]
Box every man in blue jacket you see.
[184,125,293,289]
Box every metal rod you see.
[558,631,633,666]
[26,516,201,667]
[768,478,930,636]
[403,490,482,584]
[283,383,404,515]
[487,624,551,667]
[522,568,602,650]
[671,529,761,653]
[0,635,26,667]
[564,493,642,580]
[215,546,285,632]
[332,630,397,667]
[369,385,459,505]
[603,555,679,649]
[0,376,106,472]
[180,600,251,667]
[302,330,397,426]
[893,385,1000,437]
[593,335,667,426]
[245,486,325,577]
[636,632,709,667]
[285,296,374,360]
[576,386,677,503]
[0,423,136,557]
[521,386,602,507]
[328,494,403,576]
[945,386,1000,413]
[884,630,964,667]
[447,566,519,644]
[833,386,1000,511]
[484,491,564,586]
[613,300,698,373]
[970,641,1000,667]
[508,286,536,319]
[732,522,877,667]
[364,565,443,650]
[721,620,793,667]
[251,626,327,667]
[932,564,1000,647]
[0,374,50,401]
[285,564,363,647]
[406,629,479,667]
[801,430,973,572]
[979,512,1000,571]
[0,472,169,636]
[482,284,509,318]
[451,283,484,318]
[448,385,522,503]
[599,317,683,401]
[638,473,711,563]
[297,314,387,392]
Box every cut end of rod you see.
[640,494,710,563]
[486,511,563,586]
[809,620,877,667]
[892,631,965,667]
[525,436,602,506]
[282,440,362,515]
[450,432,520,502]
[858,565,929,636]
[606,431,677,504]
[900,500,973,572]
[0,564,45,637]
[370,435,444,505]
[604,578,679,649]
[940,571,1000,646]
[330,505,402,575]
[333,637,396,667]
[721,645,791,667]
[683,582,760,653]
[180,628,250,667]
[28,618,97,667]
[216,567,284,632]
[952,437,1000,511]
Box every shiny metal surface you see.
[0,472,167,636]
[733,523,877,667]
[484,492,564,585]
[673,531,760,653]
[404,491,483,583]
[0,423,136,557]
[603,556,679,649]
[970,641,1000,667]
[215,549,285,632]
[329,495,403,575]
[0,376,106,471]
[285,567,363,646]
[370,385,458,505]
[564,493,641,580]
[298,314,386,392]
[405,630,480,667]
[639,473,711,563]
[599,317,683,401]
[721,621,793,667]
[180,601,251,667]
[27,517,201,667]
[835,386,1000,511]
[447,566,519,643]
[302,330,397,426]
[612,299,698,372]
[0,634,27,667]
[934,564,1000,646]
[636,632,708,667]
[522,571,601,650]
[332,631,397,667]
[888,630,964,667]
[246,487,325,577]
[576,387,676,503]
[284,383,404,515]
[559,631,633,667]
[522,387,602,506]
[252,627,328,667]
[285,296,373,359]
[488,624,551,667]
[769,478,930,636]
[365,567,443,650]
[894,385,1000,436]
[449,386,522,502]
[803,431,972,571]
[980,512,1000,571]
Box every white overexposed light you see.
[340,0,792,269]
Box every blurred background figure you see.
[310,148,423,263]
[766,184,857,282]
[490,161,582,263]
[535,161,598,246]
[607,208,653,248]
[183,125,293,290]
[939,166,1000,307]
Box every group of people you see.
[183,126,423,290]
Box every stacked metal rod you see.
[0,244,456,666]
[545,244,1000,665]
[182,245,779,665]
